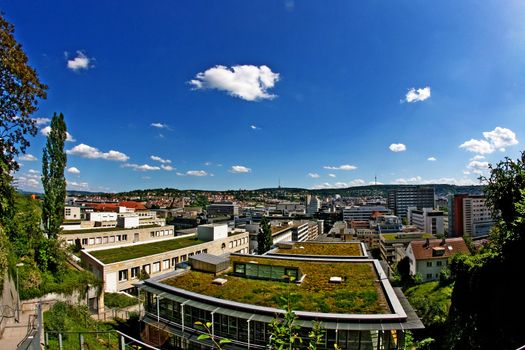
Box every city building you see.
[407,208,445,236]
[245,220,316,253]
[448,194,494,237]
[138,246,423,349]
[387,186,435,219]
[342,205,391,222]
[64,206,81,221]
[405,237,470,282]
[306,195,320,216]
[379,232,435,263]
[207,202,239,217]
[80,224,249,293]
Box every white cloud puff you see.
[67,143,129,161]
[34,117,50,125]
[67,51,91,71]
[405,87,431,103]
[123,163,161,172]
[230,165,252,173]
[20,154,37,161]
[328,174,336,178]
[150,155,171,164]
[311,179,365,189]
[308,173,320,178]
[427,157,437,161]
[41,126,75,142]
[67,167,80,174]
[389,143,406,152]
[323,164,357,171]
[189,65,280,101]
[161,165,174,171]
[186,170,208,176]
[460,127,518,154]
[151,122,169,129]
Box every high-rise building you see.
[448,194,494,237]
[306,195,320,216]
[342,205,391,221]
[387,186,435,219]
[407,207,445,236]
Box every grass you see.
[404,281,453,326]
[276,242,362,256]
[90,236,205,263]
[104,292,138,309]
[60,224,162,235]
[381,233,434,241]
[164,255,390,314]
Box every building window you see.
[118,269,128,281]
[109,236,115,243]
[426,273,433,280]
[202,249,208,254]
[171,257,179,266]
[426,261,432,267]
[131,267,140,279]
[181,254,187,262]
[116,235,121,241]
[152,262,160,273]
[437,261,443,266]
[150,232,155,237]
[143,264,150,274]
[163,259,170,269]
[81,238,88,245]
[122,234,127,241]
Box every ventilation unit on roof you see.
[212,278,228,286]
[329,276,342,283]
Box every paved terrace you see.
[162,255,391,315]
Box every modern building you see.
[407,208,445,236]
[387,186,435,219]
[245,220,315,253]
[138,246,423,349]
[405,237,470,282]
[342,205,391,222]
[448,194,494,237]
[207,202,239,217]
[81,224,249,293]
[306,195,320,216]
[64,206,81,221]
[379,232,435,263]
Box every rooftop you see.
[162,255,390,314]
[381,233,434,241]
[274,242,363,256]
[410,237,470,260]
[89,236,205,264]
[60,224,163,235]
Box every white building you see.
[306,195,321,216]
[408,208,445,236]
[88,212,118,222]
[64,206,81,221]
[197,223,228,241]
[463,197,493,237]
[343,205,391,222]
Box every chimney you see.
[424,238,430,248]
[440,237,446,246]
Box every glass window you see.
[426,261,432,267]
[118,269,128,281]
[163,259,170,269]
[234,263,246,275]
[152,262,160,273]
[131,266,140,279]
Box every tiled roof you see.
[409,237,469,260]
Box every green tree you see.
[0,13,47,222]
[257,216,272,254]
[41,113,67,237]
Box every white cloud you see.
[467,160,490,174]
[67,167,80,174]
[20,154,37,161]
[123,163,161,172]
[28,169,39,174]
[66,51,91,71]
[67,181,89,189]
[460,127,519,154]
[394,176,423,184]
[15,170,41,189]
[189,65,280,101]
[161,165,174,171]
[34,117,50,125]
[393,176,478,186]
[311,179,365,189]
[186,170,208,176]
[328,174,336,178]
[389,143,406,152]
[41,126,76,142]
[150,155,171,164]
[405,86,431,103]
[204,162,212,166]
[323,164,357,171]
[67,143,129,161]
[427,157,437,161]
[230,165,252,173]
[250,125,260,130]
[482,127,518,151]
[308,173,320,178]
[151,122,169,129]
[470,155,485,161]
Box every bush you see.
[104,293,138,309]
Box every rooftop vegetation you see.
[90,236,205,264]
[276,242,362,256]
[381,233,434,241]
[163,256,389,314]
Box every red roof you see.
[91,203,119,212]
[118,201,147,210]
[409,237,469,260]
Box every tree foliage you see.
[448,151,525,350]
[42,112,67,237]
[0,13,47,221]
[257,216,272,254]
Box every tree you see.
[41,113,67,237]
[0,13,47,221]
[257,216,272,254]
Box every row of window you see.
[227,237,248,249]
[426,260,446,267]
[118,249,208,282]
[149,229,174,237]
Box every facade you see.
[387,186,435,219]
[64,206,81,221]
[246,220,314,253]
[379,232,435,263]
[448,194,494,237]
[207,202,239,217]
[81,230,249,293]
[407,208,445,236]
[306,195,320,216]
[405,237,469,282]
[342,205,391,222]
[138,251,423,349]
[59,225,176,249]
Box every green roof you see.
[275,242,362,256]
[89,236,205,264]
[163,255,390,314]
[381,233,434,241]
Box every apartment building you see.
[343,205,391,222]
[387,186,435,219]
[448,194,494,237]
[407,208,445,236]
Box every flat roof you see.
[162,255,390,315]
[381,233,434,241]
[89,236,205,264]
[60,224,164,235]
[273,242,363,257]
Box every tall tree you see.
[0,13,47,221]
[41,113,67,237]
[257,216,272,254]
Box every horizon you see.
[4,1,524,192]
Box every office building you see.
[387,186,435,219]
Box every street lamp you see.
[15,263,24,323]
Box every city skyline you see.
[5,1,525,192]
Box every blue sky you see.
[5,0,525,192]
